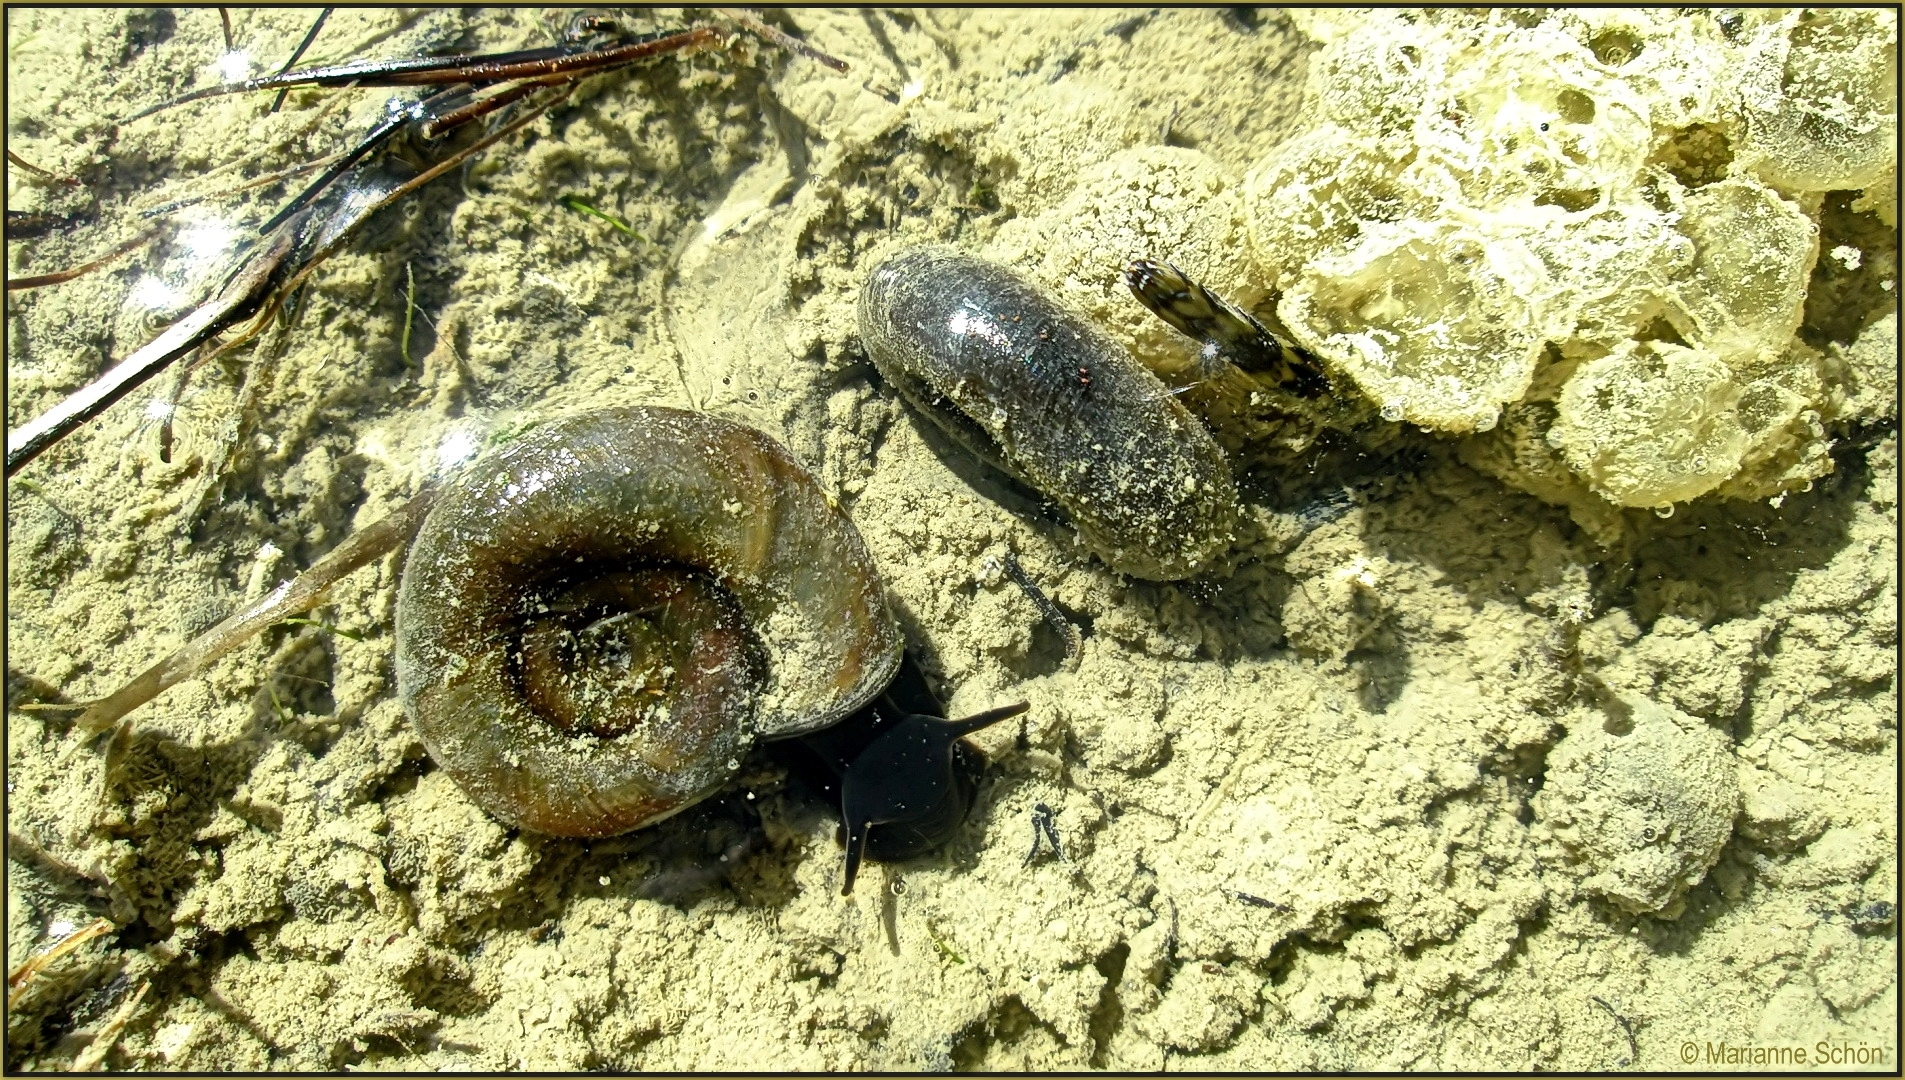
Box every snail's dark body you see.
[394,407,1017,893]
[858,246,1237,580]
[775,653,1024,889]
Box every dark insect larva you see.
[858,246,1238,580]
[1123,257,1331,398]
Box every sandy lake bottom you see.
[5,8,1897,1071]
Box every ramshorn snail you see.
[394,406,1023,892]
[858,246,1239,580]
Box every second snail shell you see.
[394,406,903,837]
[858,246,1238,580]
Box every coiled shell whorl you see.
[395,406,903,837]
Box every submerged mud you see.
[6,8,1896,1071]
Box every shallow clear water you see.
[5,8,1896,1071]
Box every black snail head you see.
[837,700,1028,896]
[781,653,1027,895]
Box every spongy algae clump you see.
[1277,216,1557,436]
[1238,8,1895,530]
[1734,8,1899,193]
[1550,341,1748,508]
[1672,178,1819,366]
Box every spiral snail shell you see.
[858,246,1238,580]
[395,406,904,838]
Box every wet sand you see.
[5,8,1896,1070]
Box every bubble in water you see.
[1380,400,1406,422]
[725,758,740,771]
[1653,503,1675,518]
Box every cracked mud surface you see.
[7,8,1896,1070]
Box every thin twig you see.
[271,8,333,112]
[5,228,160,292]
[5,829,106,887]
[8,80,567,476]
[137,146,349,221]
[157,356,195,464]
[69,979,150,1072]
[183,300,296,529]
[1590,995,1639,1065]
[409,305,482,406]
[131,89,359,218]
[10,477,82,529]
[1188,674,1262,834]
[6,917,115,1009]
[401,261,417,366]
[7,148,82,187]
[717,9,849,71]
[5,223,295,475]
[72,485,438,733]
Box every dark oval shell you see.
[858,246,1236,580]
[394,406,903,837]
